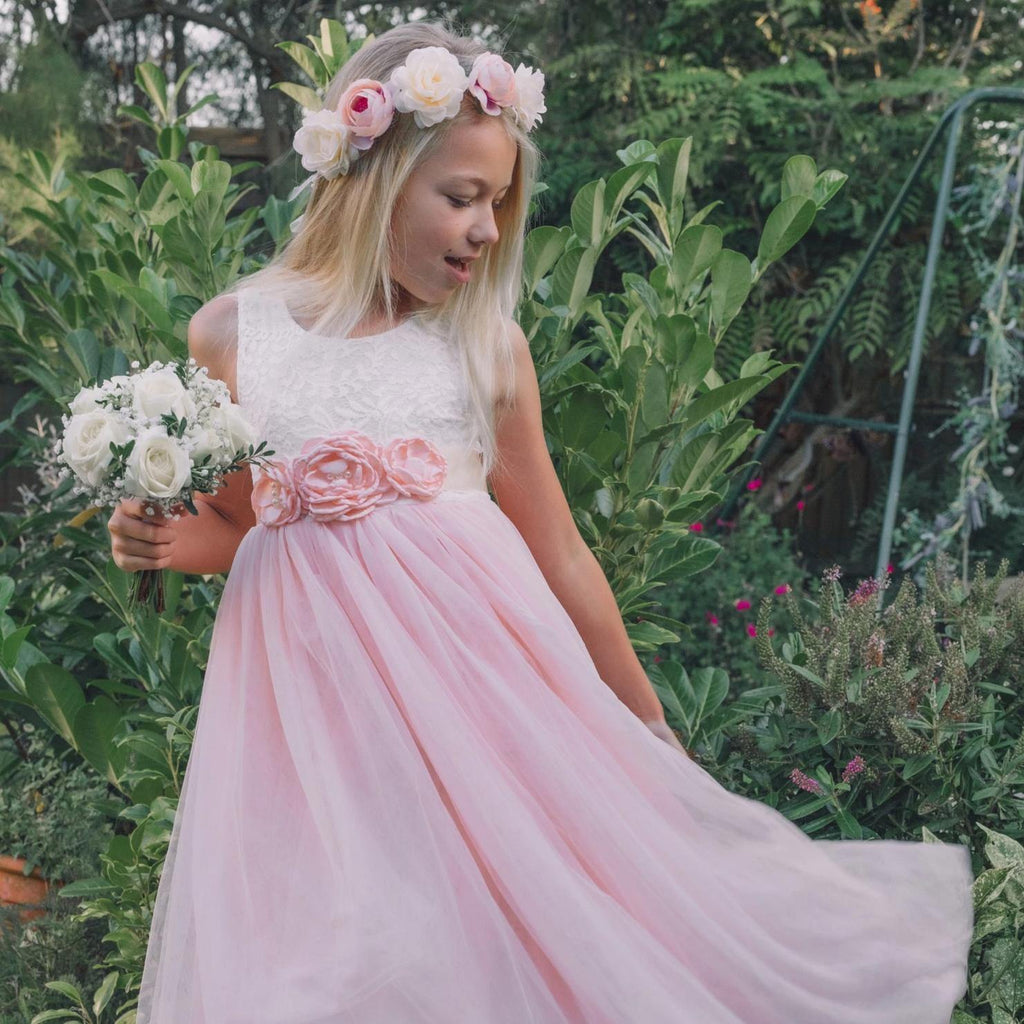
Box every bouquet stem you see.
[130,567,165,614]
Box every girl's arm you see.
[488,320,686,752]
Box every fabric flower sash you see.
[251,430,447,527]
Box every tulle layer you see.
[137,492,973,1024]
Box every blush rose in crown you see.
[56,357,275,613]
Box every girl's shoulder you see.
[187,291,240,403]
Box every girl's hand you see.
[643,718,692,760]
[107,498,179,572]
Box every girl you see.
[109,20,973,1024]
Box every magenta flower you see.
[849,577,880,607]
[746,623,757,638]
[705,612,720,626]
[735,599,752,611]
[747,478,763,492]
[841,756,866,784]
[790,768,823,794]
[689,522,704,533]
[796,499,806,511]
[774,584,791,595]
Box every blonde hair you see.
[227,18,542,479]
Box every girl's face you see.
[389,115,518,313]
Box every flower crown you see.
[290,46,545,197]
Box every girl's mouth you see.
[444,256,471,283]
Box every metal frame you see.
[724,87,1024,578]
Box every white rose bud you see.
[187,424,225,466]
[61,410,131,488]
[124,428,192,499]
[132,367,196,423]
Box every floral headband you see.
[290,46,545,199]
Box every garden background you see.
[0,1,1022,1021]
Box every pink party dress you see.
[135,287,974,1024]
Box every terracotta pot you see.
[0,854,55,925]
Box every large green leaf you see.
[549,246,598,318]
[570,179,606,248]
[781,155,816,200]
[710,249,752,330]
[24,662,85,748]
[757,196,816,267]
[524,225,570,297]
[671,224,722,292]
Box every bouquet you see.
[56,357,273,612]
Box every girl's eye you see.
[447,196,507,210]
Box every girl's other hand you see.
[107,498,179,572]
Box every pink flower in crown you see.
[294,431,397,522]
[467,53,518,115]
[381,437,447,498]
[336,78,395,151]
[251,459,303,527]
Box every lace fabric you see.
[235,289,484,464]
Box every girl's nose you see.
[469,206,500,246]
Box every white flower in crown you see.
[511,63,546,132]
[389,46,469,128]
[293,107,359,179]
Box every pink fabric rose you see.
[467,53,518,115]
[381,437,447,498]
[336,78,395,151]
[251,460,303,527]
[294,431,397,522]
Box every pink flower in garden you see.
[842,756,866,784]
[746,623,757,638]
[796,500,806,511]
[803,483,815,493]
[823,565,842,583]
[716,517,736,529]
[790,768,823,795]
[735,599,752,611]
[774,584,791,595]
[747,478,763,492]
[886,563,894,574]
[336,78,395,150]
[768,627,776,637]
[705,612,720,626]
[653,655,662,663]
[849,577,880,607]
[689,522,704,533]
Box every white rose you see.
[209,401,258,455]
[293,108,356,179]
[511,64,546,131]
[61,410,131,488]
[132,367,196,423]
[69,385,107,415]
[186,425,225,466]
[123,428,193,499]
[389,47,469,128]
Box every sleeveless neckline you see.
[275,296,422,343]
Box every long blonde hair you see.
[228,19,542,478]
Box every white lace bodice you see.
[235,288,484,463]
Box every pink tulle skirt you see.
[136,491,973,1024]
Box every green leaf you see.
[605,163,652,225]
[74,696,128,787]
[570,179,607,248]
[813,169,849,208]
[274,81,323,112]
[757,196,816,268]
[523,225,570,297]
[709,249,752,330]
[135,63,168,120]
[680,377,767,432]
[816,708,842,746]
[655,137,692,211]
[671,224,722,292]
[277,40,323,85]
[24,663,86,748]
[549,246,598,319]
[781,155,816,200]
